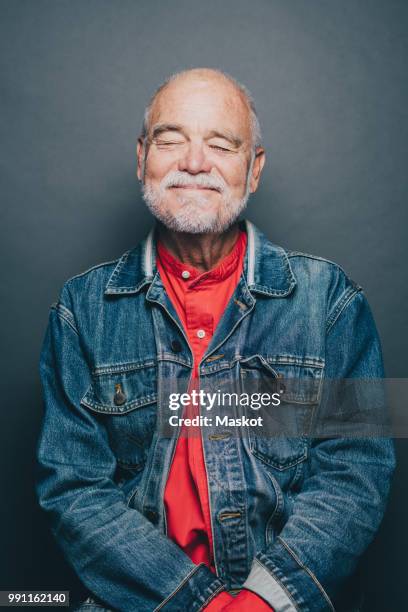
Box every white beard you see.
[141,166,253,234]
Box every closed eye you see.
[209,145,233,152]
[155,140,184,146]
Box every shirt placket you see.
[184,283,216,570]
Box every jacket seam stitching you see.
[287,250,346,270]
[251,283,295,297]
[104,250,132,288]
[153,564,215,611]
[158,355,193,368]
[106,284,145,291]
[81,395,157,413]
[53,303,79,335]
[277,536,335,611]
[92,361,156,375]
[326,287,361,334]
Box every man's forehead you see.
[149,75,251,138]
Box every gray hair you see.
[140,68,262,151]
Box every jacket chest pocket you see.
[80,360,157,469]
[240,355,323,470]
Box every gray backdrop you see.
[1,0,407,609]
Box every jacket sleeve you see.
[242,284,396,611]
[35,287,224,612]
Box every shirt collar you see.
[156,230,247,287]
[104,219,296,297]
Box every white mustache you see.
[161,171,226,193]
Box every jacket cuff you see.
[243,538,334,612]
[154,563,225,612]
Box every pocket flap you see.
[240,355,323,404]
[80,361,157,414]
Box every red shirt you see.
[157,230,272,612]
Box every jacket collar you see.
[104,219,296,298]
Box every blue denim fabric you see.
[35,220,395,611]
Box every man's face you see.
[137,74,265,233]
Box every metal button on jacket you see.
[113,383,126,406]
[145,510,159,524]
[171,339,182,352]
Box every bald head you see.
[141,68,261,151]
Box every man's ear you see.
[249,147,266,193]
[136,137,145,181]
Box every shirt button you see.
[181,270,190,279]
[197,329,206,339]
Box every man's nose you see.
[178,142,212,174]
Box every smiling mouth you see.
[169,185,220,192]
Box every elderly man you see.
[36,68,395,611]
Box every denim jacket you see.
[35,220,395,612]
